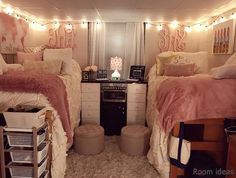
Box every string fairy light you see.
[170,20,179,28]
[184,26,192,33]
[0,1,236,32]
[157,24,163,31]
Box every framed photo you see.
[213,19,235,54]
[97,69,107,79]
[82,71,89,81]
[129,66,145,81]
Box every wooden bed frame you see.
[170,118,226,178]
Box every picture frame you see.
[97,69,107,79]
[212,19,235,54]
[82,71,89,81]
[129,65,145,81]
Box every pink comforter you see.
[157,74,236,133]
[0,71,72,144]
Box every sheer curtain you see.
[88,22,106,69]
[88,22,145,78]
[123,23,145,78]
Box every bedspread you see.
[0,71,72,144]
[157,74,236,133]
[0,59,81,178]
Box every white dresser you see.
[81,83,100,124]
[81,82,147,126]
[127,84,147,125]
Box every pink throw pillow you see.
[164,63,195,76]
[17,51,43,64]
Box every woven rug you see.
[65,136,160,178]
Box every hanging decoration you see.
[159,24,186,52]
[0,12,28,53]
[48,24,76,49]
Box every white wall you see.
[144,25,233,73]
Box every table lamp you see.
[110,56,122,80]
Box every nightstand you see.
[127,83,147,125]
[81,80,147,134]
[81,83,100,124]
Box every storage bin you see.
[7,129,46,147]
[10,142,49,163]
[9,157,48,178]
[3,106,46,129]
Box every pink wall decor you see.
[48,25,76,49]
[213,19,235,54]
[0,12,28,53]
[159,24,186,52]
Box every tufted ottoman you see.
[74,124,104,155]
[120,125,151,156]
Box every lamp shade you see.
[110,56,122,70]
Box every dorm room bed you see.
[0,57,81,178]
[146,51,236,178]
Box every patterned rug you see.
[65,136,160,178]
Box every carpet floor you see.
[65,136,160,178]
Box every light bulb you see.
[231,13,236,19]
[157,24,163,31]
[66,23,73,31]
[146,22,151,29]
[219,16,226,23]
[204,25,209,31]
[170,20,178,28]
[184,26,192,33]
[4,7,14,15]
[195,24,203,32]
[81,21,88,28]
[212,20,217,26]
[53,21,60,29]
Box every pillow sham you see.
[43,48,73,75]
[174,52,208,73]
[210,64,236,79]
[23,60,63,75]
[24,45,47,53]
[164,63,195,77]
[17,51,43,64]
[0,54,8,73]
[156,51,177,75]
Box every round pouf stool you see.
[74,124,104,155]
[120,125,151,156]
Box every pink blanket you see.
[0,71,72,144]
[157,74,236,133]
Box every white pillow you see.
[211,64,236,79]
[174,51,208,73]
[158,51,175,58]
[224,53,236,65]
[43,48,73,75]
[0,54,8,73]
[7,64,24,72]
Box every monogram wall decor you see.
[159,24,186,52]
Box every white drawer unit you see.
[127,83,147,125]
[81,83,100,124]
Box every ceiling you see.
[2,0,236,23]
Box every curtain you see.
[88,22,106,69]
[123,23,145,78]
[88,22,145,79]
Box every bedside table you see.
[81,83,100,124]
